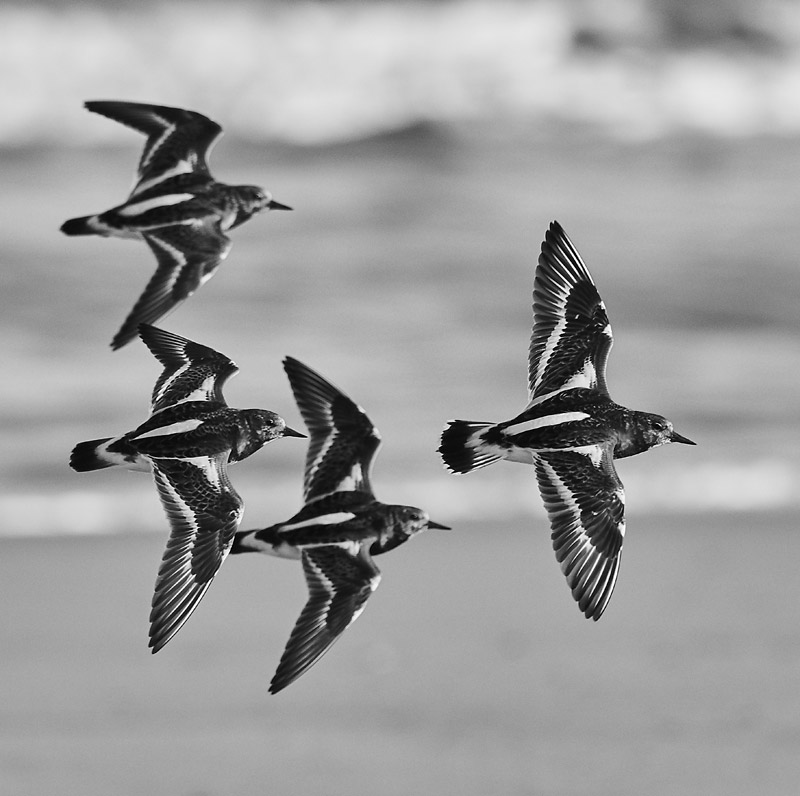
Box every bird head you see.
[368,505,451,555]
[232,410,305,462]
[246,186,292,212]
[643,414,695,450]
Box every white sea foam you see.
[1,2,799,146]
[3,457,797,539]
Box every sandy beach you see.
[2,512,799,796]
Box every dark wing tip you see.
[267,547,378,693]
[540,220,578,266]
[138,323,193,364]
[84,99,217,123]
[268,673,292,695]
[282,355,382,500]
[110,327,135,351]
[282,356,377,431]
[148,579,213,655]
[537,220,599,293]
[138,323,236,370]
[539,220,568,257]
[535,449,625,619]
[281,356,357,427]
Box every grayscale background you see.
[2,1,799,794]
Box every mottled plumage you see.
[439,221,694,620]
[231,357,449,694]
[60,101,291,348]
[69,324,304,652]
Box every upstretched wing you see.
[528,221,614,403]
[85,100,223,196]
[283,357,382,502]
[138,324,238,412]
[533,445,625,620]
[269,545,381,694]
[148,454,243,653]
[111,221,231,350]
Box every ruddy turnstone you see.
[439,221,694,621]
[60,100,292,349]
[231,356,450,694]
[70,324,305,652]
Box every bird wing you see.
[269,545,381,694]
[84,100,223,196]
[110,221,231,350]
[138,324,239,412]
[283,357,382,502]
[533,445,625,620]
[528,221,614,403]
[148,453,243,653]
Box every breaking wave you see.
[3,1,800,147]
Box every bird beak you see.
[267,200,292,211]
[427,520,451,530]
[671,431,695,445]
[284,426,307,438]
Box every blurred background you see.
[2,1,800,794]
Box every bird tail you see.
[438,421,501,473]
[69,438,116,471]
[60,216,96,236]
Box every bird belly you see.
[268,541,302,560]
[503,446,538,464]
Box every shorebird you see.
[439,221,694,620]
[60,100,292,348]
[231,356,450,694]
[70,324,304,652]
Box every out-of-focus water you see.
[2,1,800,537]
[3,0,800,146]
[3,123,800,536]
[3,7,800,795]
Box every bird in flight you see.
[70,324,305,652]
[232,356,450,693]
[439,221,694,620]
[60,100,291,348]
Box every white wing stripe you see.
[280,512,357,532]
[140,119,175,167]
[306,425,337,482]
[153,467,200,536]
[533,312,566,392]
[147,235,188,266]
[133,418,203,439]
[503,412,590,436]
[134,161,195,195]
[538,456,580,517]
[535,444,605,467]
[118,193,195,217]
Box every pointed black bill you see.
[671,431,695,445]
[268,200,292,211]
[284,426,307,438]
[427,520,451,530]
